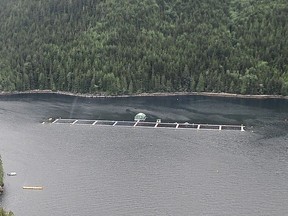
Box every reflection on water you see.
[0,94,288,216]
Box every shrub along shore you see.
[0,208,13,216]
[0,157,13,215]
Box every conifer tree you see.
[196,73,205,92]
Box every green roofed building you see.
[134,113,147,121]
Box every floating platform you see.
[23,186,43,190]
[45,118,245,131]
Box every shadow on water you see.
[0,93,287,125]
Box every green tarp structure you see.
[134,113,147,121]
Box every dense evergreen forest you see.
[0,0,287,95]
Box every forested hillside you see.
[0,0,287,95]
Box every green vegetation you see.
[0,208,14,216]
[0,0,287,95]
[0,158,13,215]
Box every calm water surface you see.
[0,94,288,216]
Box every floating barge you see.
[46,118,245,131]
[23,186,43,190]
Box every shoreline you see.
[0,89,288,100]
[0,155,3,194]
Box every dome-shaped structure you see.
[134,113,147,121]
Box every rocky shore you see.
[0,89,288,100]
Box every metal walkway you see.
[45,118,245,131]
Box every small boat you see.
[7,172,17,176]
